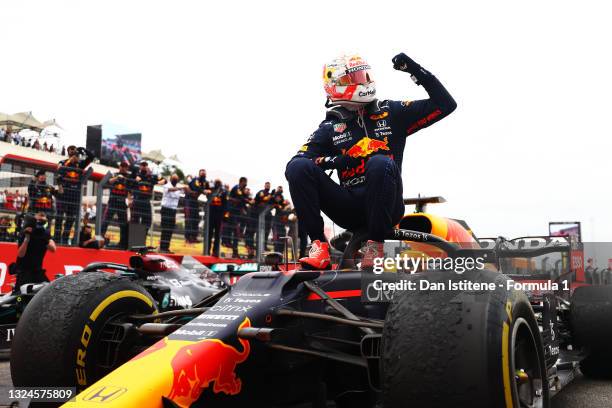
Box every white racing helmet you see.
[323,54,376,107]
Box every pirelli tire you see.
[11,272,157,391]
[570,285,612,379]
[381,269,549,408]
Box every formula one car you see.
[0,282,48,357]
[2,248,222,358]
[10,198,612,408]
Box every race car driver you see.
[286,53,456,269]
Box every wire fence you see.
[0,166,302,262]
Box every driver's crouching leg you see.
[285,157,326,243]
[364,155,403,243]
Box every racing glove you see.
[392,53,432,85]
[314,155,361,171]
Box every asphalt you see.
[0,360,610,407]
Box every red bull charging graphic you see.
[345,136,390,158]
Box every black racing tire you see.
[381,269,549,408]
[570,285,612,379]
[338,230,368,270]
[10,272,157,391]
[334,390,376,408]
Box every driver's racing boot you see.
[299,240,331,270]
[360,240,384,269]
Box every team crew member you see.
[27,170,56,218]
[55,146,94,244]
[286,53,456,269]
[207,179,226,257]
[271,191,289,253]
[242,188,257,259]
[101,161,132,248]
[79,220,105,249]
[184,169,210,243]
[159,174,185,253]
[13,212,56,292]
[254,182,273,250]
[226,177,248,258]
[130,161,159,234]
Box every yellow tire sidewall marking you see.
[89,290,153,321]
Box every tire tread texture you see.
[11,272,121,387]
[570,285,612,379]
[381,269,547,408]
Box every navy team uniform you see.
[131,173,156,233]
[207,187,227,256]
[101,172,132,248]
[254,188,273,249]
[185,177,208,242]
[27,179,55,217]
[55,157,92,244]
[226,185,247,256]
[286,59,456,242]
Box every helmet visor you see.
[337,66,372,86]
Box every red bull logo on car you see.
[167,318,251,406]
[66,318,252,407]
[345,136,390,158]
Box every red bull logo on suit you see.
[345,136,390,158]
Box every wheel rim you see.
[93,312,133,375]
[511,317,545,408]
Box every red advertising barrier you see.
[0,242,244,293]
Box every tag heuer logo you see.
[333,123,347,133]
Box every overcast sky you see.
[2,0,611,241]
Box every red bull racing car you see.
[9,197,612,407]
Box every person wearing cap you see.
[130,161,161,235]
[271,190,289,253]
[101,161,133,248]
[54,146,95,244]
[184,169,210,243]
[159,173,186,253]
[13,212,56,292]
[254,182,273,250]
[207,179,227,257]
[226,177,248,258]
[79,219,105,249]
[27,170,57,220]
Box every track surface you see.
[0,360,611,407]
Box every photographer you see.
[13,212,56,292]
[79,220,105,249]
[55,146,94,244]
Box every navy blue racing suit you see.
[285,59,456,242]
